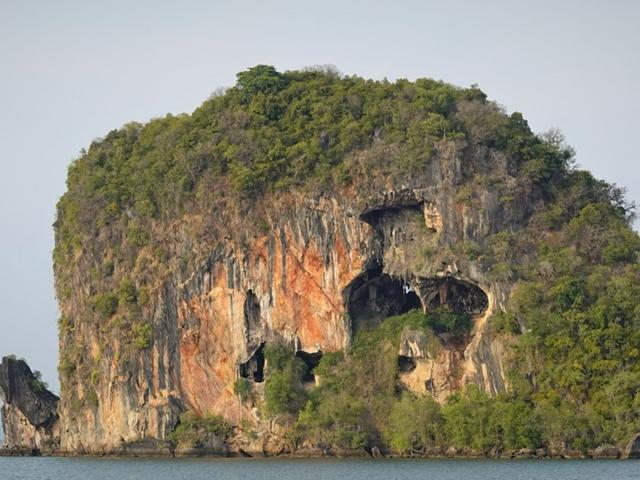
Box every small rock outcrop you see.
[174,434,228,457]
[622,433,640,459]
[0,356,60,452]
[592,444,620,459]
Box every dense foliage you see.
[286,259,640,454]
[493,199,640,451]
[55,64,578,264]
[168,411,232,448]
[55,65,640,453]
[294,309,439,449]
[263,342,308,416]
[288,309,544,452]
[301,198,639,453]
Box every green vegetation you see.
[118,278,137,305]
[131,322,153,349]
[386,394,443,451]
[92,292,118,318]
[425,308,472,337]
[85,388,99,408]
[263,342,308,417]
[29,370,49,393]
[493,200,640,451]
[440,389,540,451]
[290,309,534,451]
[169,410,232,448]
[55,65,554,254]
[53,64,577,347]
[294,310,440,449]
[57,315,74,334]
[53,65,579,326]
[58,356,76,377]
[233,378,251,401]
[293,266,640,454]
[137,287,150,306]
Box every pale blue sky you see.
[0,0,638,405]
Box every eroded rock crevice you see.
[397,355,417,373]
[243,289,263,347]
[238,343,265,383]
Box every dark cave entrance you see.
[296,350,323,385]
[420,277,488,316]
[397,355,417,373]
[239,343,265,383]
[346,265,422,332]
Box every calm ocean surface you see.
[0,457,638,480]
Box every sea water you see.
[0,457,638,480]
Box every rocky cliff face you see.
[53,134,538,453]
[0,357,59,451]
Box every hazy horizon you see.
[1,0,638,434]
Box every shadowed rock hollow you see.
[296,350,323,385]
[420,277,488,317]
[238,343,265,383]
[345,265,422,332]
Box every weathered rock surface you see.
[622,433,640,459]
[0,356,59,451]
[174,433,227,457]
[592,444,620,459]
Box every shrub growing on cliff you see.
[263,342,308,417]
[386,393,443,451]
[92,292,118,318]
[118,279,137,305]
[296,393,368,449]
[295,309,437,448]
[85,388,99,408]
[131,322,153,349]
[58,355,76,377]
[29,370,49,393]
[234,378,251,401]
[425,308,472,337]
[169,411,232,447]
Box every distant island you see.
[2,65,640,459]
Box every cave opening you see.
[346,265,422,332]
[239,342,265,383]
[397,355,417,373]
[416,276,489,346]
[422,277,488,316]
[296,350,323,385]
[359,203,423,228]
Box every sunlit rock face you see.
[54,139,535,453]
[0,356,60,451]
